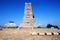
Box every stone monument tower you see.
[20,2,36,28]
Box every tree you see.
[53,25,59,29]
[46,24,59,29]
[46,24,52,28]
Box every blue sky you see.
[0,0,60,28]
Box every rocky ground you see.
[0,28,60,40]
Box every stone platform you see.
[0,28,60,40]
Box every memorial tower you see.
[20,2,36,28]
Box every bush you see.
[46,24,59,29]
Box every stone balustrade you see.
[31,32,60,36]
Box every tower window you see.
[26,22,30,24]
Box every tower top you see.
[25,2,31,4]
[24,2,32,16]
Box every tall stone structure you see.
[20,2,36,28]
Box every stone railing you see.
[31,32,60,36]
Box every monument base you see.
[19,26,37,29]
